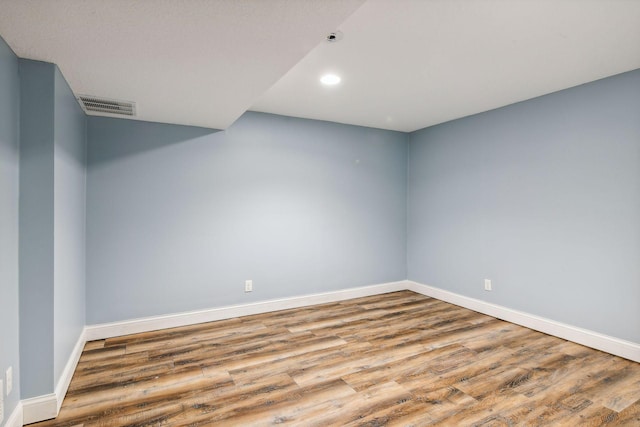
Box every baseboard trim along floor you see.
[84,281,409,341]
[4,402,23,427]
[407,281,640,363]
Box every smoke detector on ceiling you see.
[326,31,343,43]
[78,95,136,117]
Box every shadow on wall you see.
[88,116,221,165]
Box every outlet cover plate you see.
[0,378,4,424]
[6,366,11,395]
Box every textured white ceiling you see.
[1,0,639,132]
[252,0,640,132]
[0,0,365,129]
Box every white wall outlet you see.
[484,279,492,291]
[245,280,253,293]
[0,378,4,424]
[6,366,12,395]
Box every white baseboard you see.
[21,394,56,425]
[85,281,410,341]
[5,402,23,427]
[407,280,640,363]
[22,329,86,425]
[55,330,86,411]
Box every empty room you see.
[1,0,639,426]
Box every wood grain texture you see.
[28,291,640,426]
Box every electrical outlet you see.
[245,280,253,293]
[0,378,4,424]
[484,279,492,291]
[6,366,12,395]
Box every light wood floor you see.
[30,291,640,426]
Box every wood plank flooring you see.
[30,291,640,426]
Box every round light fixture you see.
[320,74,341,85]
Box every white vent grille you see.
[78,95,136,116]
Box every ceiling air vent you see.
[78,95,136,116]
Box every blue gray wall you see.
[0,34,21,421]
[53,67,86,385]
[18,59,87,399]
[407,69,640,343]
[86,112,407,323]
[19,59,56,397]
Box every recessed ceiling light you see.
[320,74,341,85]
